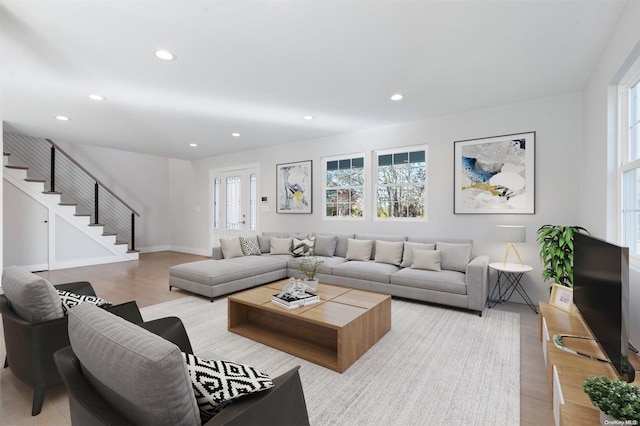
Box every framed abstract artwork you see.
[454,131,535,214]
[276,160,312,214]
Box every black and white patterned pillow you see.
[239,236,261,256]
[56,290,112,313]
[292,237,315,257]
[182,353,274,422]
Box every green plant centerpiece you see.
[583,376,640,422]
[298,256,324,281]
[536,225,589,288]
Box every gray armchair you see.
[54,303,310,426]
[1,266,143,415]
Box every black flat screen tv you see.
[573,232,633,381]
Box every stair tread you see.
[43,191,62,195]
[59,203,78,206]
[115,241,128,245]
[5,165,28,170]
[88,223,105,226]
[3,152,10,156]
[127,250,140,254]
[74,213,91,217]
[102,232,117,236]
[25,178,46,183]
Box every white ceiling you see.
[0,0,629,160]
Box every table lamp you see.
[496,225,526,266]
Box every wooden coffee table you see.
[228,280,391,372]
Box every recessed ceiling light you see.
[390,94,404,101]
[155,49,175,61]
[303,115,315,120]
[189,143,198,147]
[89,94,105,101]
[55,115,70,121]
[232,133,240,137]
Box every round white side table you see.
[488,262,537,313]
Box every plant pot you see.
[303,279,318,292]
[600,410,617,425]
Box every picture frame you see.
[454,131,535,214]
[276,160,312,214]
[549,283,574,313]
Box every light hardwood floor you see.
[0,251,553,425]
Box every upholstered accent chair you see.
[54,303,310,426]
[0,266,143,415]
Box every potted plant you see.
[536,225,589,288]
[583,375,640,424]
[297,256,324,291]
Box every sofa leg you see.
[4,356,7,368]
[32,388,45,416]
[169,285,172,291]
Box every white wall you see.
[56,143,172,252]
[582,1,640,346]
[172,92,584,305]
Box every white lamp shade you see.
[496,225,526,243]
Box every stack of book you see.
[272,292,320,309]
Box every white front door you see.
[211,166,258,246]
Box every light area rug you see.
[141,296,520,426]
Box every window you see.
[375,146,427,220]
[323,155,365,218]
[213,177,220,229]
[620,63,640,258]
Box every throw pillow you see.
[313,235,338,257]
[292,237,315,257]
[270,237,293,255]
[1,266,64,322]
[345,238,374,261]
[374,240,404,266]
[400,242,436,267]
[436,241,472,272]
[411,249,442,271]
[57,289,112,313]
[219,238,243,259]
[239,236,261,256]
[182,353,274,423]
[257,235,271,253]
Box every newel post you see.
[50,146,56,192]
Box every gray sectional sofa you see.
[169,232,489,315]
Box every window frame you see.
[373,145,428,222]
[321,153,367,220]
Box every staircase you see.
[3,147,139,271]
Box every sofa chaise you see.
[169,232,489,315]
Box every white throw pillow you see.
[436,241,472,272]
[400,242,436,267]
[219,238,243,259]
[374,240,404,266]
[411,249,442,271]
[345,238,374,261]
[270,237,293,255]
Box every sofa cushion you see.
[391,268,467,295]
[182,353,274,423]
[313,235,338,257]
[1,266,64,322]
[170,257,287,286]
[68,303,200,426]
[436,241,472,272]
[292,237,315,257]
[400,242,436,268]
[313,233,354,258]
[57,289,112,313]
[374,240,404,266]
[411,249,441,271]
[333,261,399,283]
[239,236,261,256]
[220,238,244,259]
[288,256,347,275]
[346,238,374,261]
[270,237,293,255]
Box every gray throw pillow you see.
[400,242,436,268]
[436,241,472,272]
[1,266,64,322]
[313,235,338,257]
[220,238,244,259]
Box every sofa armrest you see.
[54,281,96,297]
[465,255,489,314]
[138,316,193,354]
[205,366,309,426]
[104,301,143,324]
[212,246,224,260]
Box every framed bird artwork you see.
[276,160,312,214]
